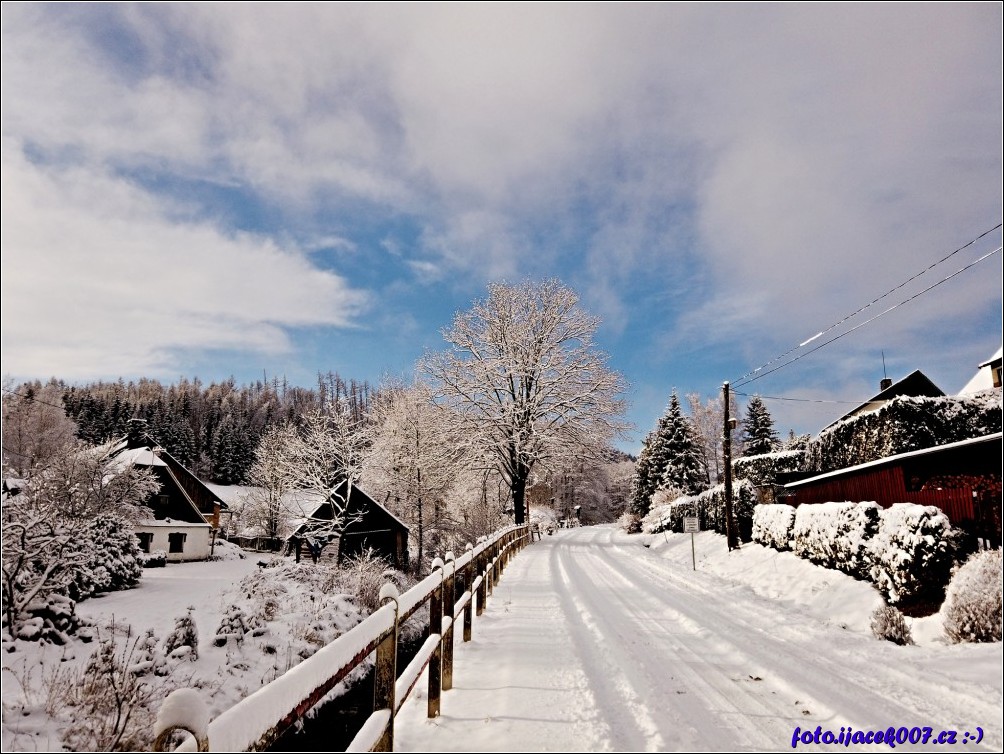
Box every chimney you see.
[879,378,893,391]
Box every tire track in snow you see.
[556,532,797,750]
[579,527,1001,751]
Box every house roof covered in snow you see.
[959,346,1003,396]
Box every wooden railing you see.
[154,524,532,752]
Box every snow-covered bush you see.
[62,632,161,751]
[870,604,914,645]
[214,604,250,647]
[7,593,84,645]
[792,502,855,568]
[129,628,167,676]
[142,550,167,568]
[869,504,958,605]
[323,550,392,613]
[733,450,805,487]
[163,608,199,660]
[618,511,642,534]
[69,515,144,600]
[751,504,796,550]
[943,549,1002,644]
[833,502,881,579]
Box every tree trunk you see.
[511,465,530,525]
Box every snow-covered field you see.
[394,526,1002,752]
[3,527,1000,752]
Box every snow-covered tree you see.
[628,433,658,516]
[364,380,460,574]
[650,392,706,496]
[240,422,300,544]
[421,280,629,524]
[1,441,158,633]
[685,391,740,484]
[741,395,778,456]
[278,400,369,546]
[2,380,79,476]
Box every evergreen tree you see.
[649,392,706,495]
[742,395,778,456]
[628,432,657,516]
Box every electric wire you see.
[732,223,1002,386]
[734,244,1002,389]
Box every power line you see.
[733,223,1003,385]
[734,244,1002,389]
[732,391,860,405]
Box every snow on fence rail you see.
[154,524,532,753]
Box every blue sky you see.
[2,3,1001,453]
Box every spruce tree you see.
[742,395,778,456]
[649,391,707,495]
[628,432,658,516]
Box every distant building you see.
[287,480,409,568]
[111,424,226,561]
[959,347,1003,396]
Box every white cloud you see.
[0,147,368,380]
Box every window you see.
[168,532,187,553]
[157,494,170,506]
[136,532,153,553]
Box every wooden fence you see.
[154,524,532,752]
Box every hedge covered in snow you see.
[751,504,796,551]
[642,480,757,541]
[868,503,958,604]
[755,501,959,606]
[732,450,805,487]
[804,392,1001,474]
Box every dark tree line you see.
[54,372,373,484]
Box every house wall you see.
[135,523,212,562]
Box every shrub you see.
[943,549,1002,644]
[751,504,796,550]
[833,502,881,579]
[792,502,855,568]
[732,450,805,487]
[163,608,198,660]
[62,632,159,751]
[869,503,958,605]
[619,512,642,534]
[214,604,249,647]
[69,516,144,600]
[870,604,914,645]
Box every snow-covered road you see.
[394,526,1002,752]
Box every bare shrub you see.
[870,604,914,646]
[943,549,1002,644]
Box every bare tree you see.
[239,422,300,546]
[278,400,369,551]
[364,380,459,574]
[421,280,630,524]
[2,380,79,476]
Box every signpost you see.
[684,516,699,570]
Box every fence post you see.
[463,543,474,642]
[428,557,444,718]
[476,544,487,616]
[373,583,399,752]
[443,552,456,691]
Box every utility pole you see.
[722,381,739,551]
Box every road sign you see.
[684,517,699,533]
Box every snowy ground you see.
[394,526,1002,753]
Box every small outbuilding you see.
[287,481,409,568]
